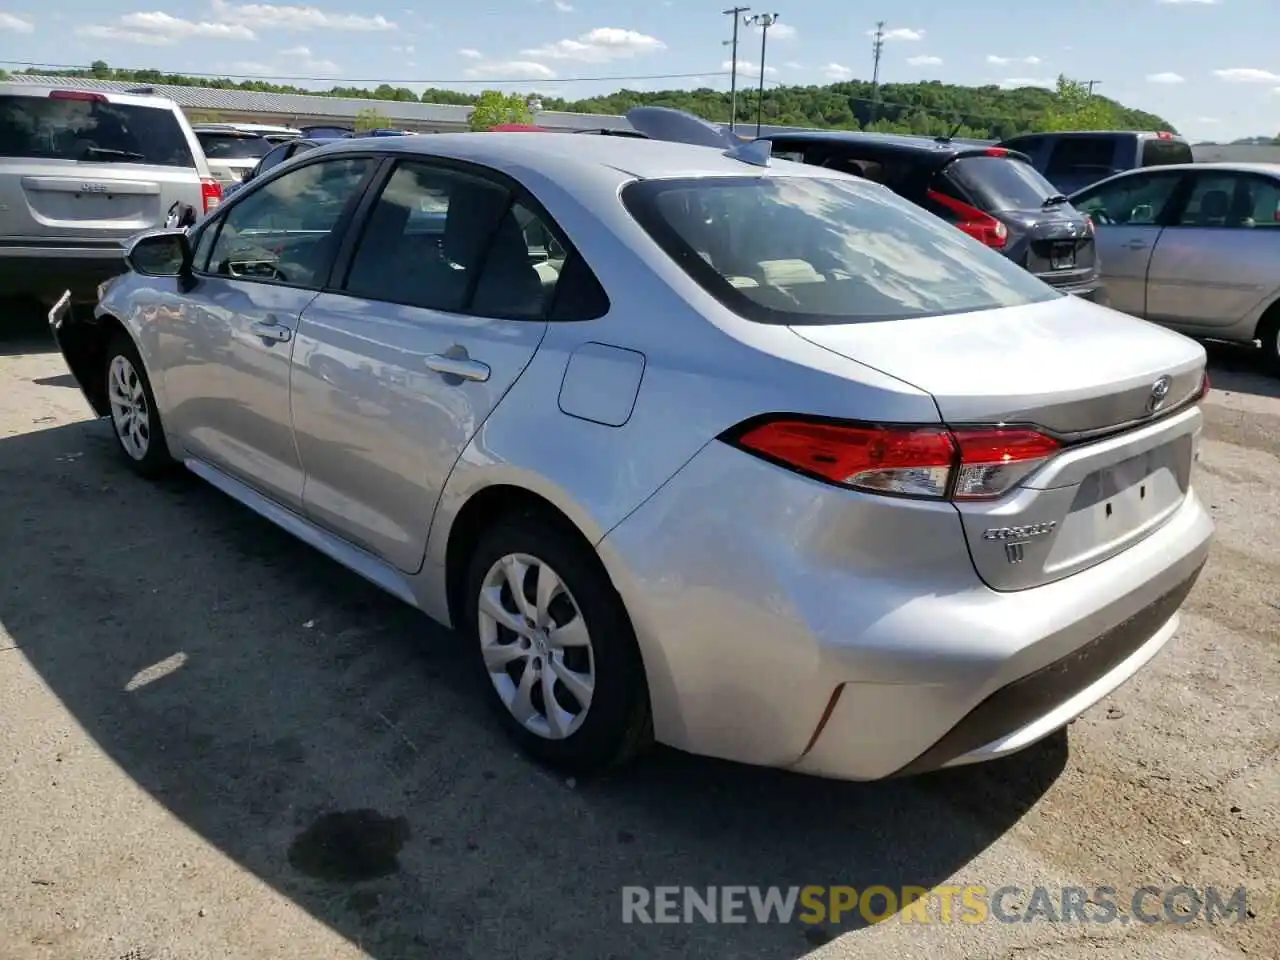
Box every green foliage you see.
[16,63,1176,139]
[354,106,392,132]
[467,90,535,131]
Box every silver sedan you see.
[1070,161,1280,375]
[48,132,1213,781]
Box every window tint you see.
[208,157,373,287]
[1176,173,1280,228]
[1045,136,1117,179]
[191,219,219,273]
[0,94,194,167]
[622,175,1059,326]
[1072,172,1182,226]
[1002,136,1044,159]
[197,132,271,159]
[255,141,294,175]
[945,156,1059,210]
[1140,137,1192,167]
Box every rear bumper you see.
[597,440,1214,781]
[0,242,126,306]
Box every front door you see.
[160,155,378,507]
[1069,169,1187,318]
[289,158,571,571]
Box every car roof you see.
[0,81,180,110]
[310,130,841,181]
[1008,130,1186,141]
[755,129,994,157]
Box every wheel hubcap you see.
[108,355,150,461]
[477,553,595,740]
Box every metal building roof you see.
[4,73,636,132]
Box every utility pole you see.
[744,12,779,136]
[722,6,750,132]
[1084,79,1102,96]
[870,20,885,124]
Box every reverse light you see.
[726,418,1061,501]
[927,189,1008,249]
[200,177,223,213]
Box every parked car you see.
[625,107,1104,301]
[191,124,276,188]
[1069,161,1280,375]
[223,136,335,197]
[1000,130,1194,196]
[0,83,222,314]
[48,132,1212,781]
[299,124,355,138]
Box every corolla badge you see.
[1147,375,1172,415]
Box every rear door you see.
[0,89,203,243]
[1069,169,1188,317]
[1145,169,1280,334]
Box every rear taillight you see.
[200,178,223,213]
[927,189,1008,249]
[726,417,1060,501]
[49,89,108,102]
[1197,372,1210,400]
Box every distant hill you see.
[0,63,1175,141]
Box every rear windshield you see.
[0,94,195,167]
[197,132,272,159]
[946,155,1062,211]
[1141,136,1192,167]
[622,175,1060,325]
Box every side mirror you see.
[125,229,192,278]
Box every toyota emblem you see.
[1146,375,1172,414]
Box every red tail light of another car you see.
[926,189,1009,249]
[201,178,223,213]
[724,417,1061,501]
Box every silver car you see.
[1069,162,1280,375]
[48,133,1214,780]
[0,83,221,313]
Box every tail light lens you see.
[926,189,1008,249]
[1197,372,1210,400]
[726,418,1060,501]
[200,177,223,213]
[49,89,108,102]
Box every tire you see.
[103,332,177,479]
[463,512,653,775]
[1258,308,1280,379]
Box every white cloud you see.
[998,77,1055,89]
[722,59,777,76]
[210,0,396,32]
[0,13,34,33]
[1146,71,1185,84]
[553,0,573,10]
[751,21,795,40]
[230,45,340,75]
[783,61,802,70]
[986,54,1041,66]
[1157,0,1220,4]
[1213,67,1280,83]
[868,27,923,41]
[78,13,256,45]
[906,55,942,67]
[463,59,555,80]
[822,63,853,81]
[521,27,665,62]
[458,48,483,59]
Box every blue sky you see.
[0,0,1275,140]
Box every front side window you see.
[207,157,373,287]
[1072,172,1183,226]
[622,174,1060,325]
[0,94,194,167]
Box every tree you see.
[468,90,535,131]
[1040,75,1122,132]
[89,60,112,79]
[354,106,391,132]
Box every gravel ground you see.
[0,317,1275,960]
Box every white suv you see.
[192,123,300,188]
[0,83,221,312]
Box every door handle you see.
[249,318,292,343]
[425,353,490,382]
[1123,239,1150,250]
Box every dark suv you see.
[756,131,1104,301]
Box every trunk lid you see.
[791,295,1206,591]
[997,205,1098,287]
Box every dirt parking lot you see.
[0,316,1276,960]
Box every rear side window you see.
[1045,136,1117,180]
[1141,136,1192,167]
[622,175,1059,326]
[0,94,195,167]
[945,156,1060,211]
[197,132,271,160]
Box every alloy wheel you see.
[476,552,596,740]
[108,354,150,461]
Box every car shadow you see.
[1203,340,1278,400]
[0,418,1066,960]
[0,307,59,357]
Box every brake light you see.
[49,90,108,103]
[1197,372,1210,400]
[200,177,223,213]
[984,147,1009,157]
[1083,214,1095,234]
[727,418,1060,501]
[927,189,1008,249]
[1156,130,1173,140]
